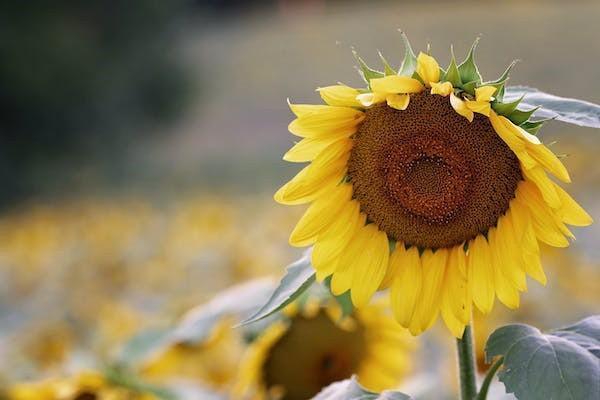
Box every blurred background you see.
[0,0,599,398]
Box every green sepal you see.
[509,107,539,125]
[353,49,384,88]
[398,30,417,77]
[378,51,397,76]
[484,60,518,91]
[520,117,555,135]
[462,80,478,96]
[492,95,524,116]
[443,46,462,87]
[458,37,483,85]
[495,84,506,102]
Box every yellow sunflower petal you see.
[415,52,440,85]
[467,235,495,314]
[441,301,467,338]
[450,93,474,122]
[288,104,364,138]
[474,85,496,102]
[522,166,560,208]
[465,100,491,116]
[516,181,569,247]
[318,85,362,107]
[330,221,373,296]
[509,200,547,285]
[357,91,387,107]
[312,201,363,280]
[430,81,453,96]
[386,94,410,111]
[415,248,448,332]
[389,246,422,328]
[283,136,345,163]
[370,75,424,94]
[274,139,351,205]
[288,184,353,247]
[489,111,526,152]
[495,215,527,292]
[441,245,470,327]
[350,226,390,308]
[526,142,571,183]
[553,183,593,226]
[489,229,521,309]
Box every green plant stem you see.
[456,325,478,400]
[476,357,503,400]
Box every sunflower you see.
[232,299,414,400]
[275,34,592,338]
[7,371,157,400]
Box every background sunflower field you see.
[0,1,598,399]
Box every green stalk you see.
[456,325,478,400]
[476,357,503,400]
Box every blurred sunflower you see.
[142,318,245,392]
[232,299,415,400]
[275,35,592,337]
[8,371,157,400]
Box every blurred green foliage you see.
[0,1,192,206]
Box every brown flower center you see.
[262,313,366,400]
[347,93,522,249]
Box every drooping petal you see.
[526,142,571,183]
[467,235,495,314]
[522,166,560,208]
[350,227,390,307]
[441,245,470,328]
[495,215,527,292]
[430,81,453,96]
[288,184,353,247]
[415,52,440,85]
[318,85,362,107]
[509,200,547,285]
[390,246,422,328]
[450,93,474,122]
[553,183,593,226]
[370,75,424,94]
[386,94,410,110]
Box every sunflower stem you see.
[456,324,478,400]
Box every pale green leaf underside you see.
[485,315,600,400]
[312,376,412,400]
[240,251,315,325]
[505,86,600,128]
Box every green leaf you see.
[118,278,277,366]
[378,51,396,76]
[457,37,482,86]
[485,315,600,400]
[172,278,276,342]
[398,30,417,77]
[353,49,384,87]
[443,46,462,87]
[324,277,354,319]
[240,252,316,325]
[104,367,178,400]
[505,86,600,128]
[492,95,524,116]
[508,107,539,125]
[313,376,412,399]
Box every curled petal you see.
[450,93,474,122]
[415,52,440,85]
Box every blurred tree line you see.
[0,1,194,208]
